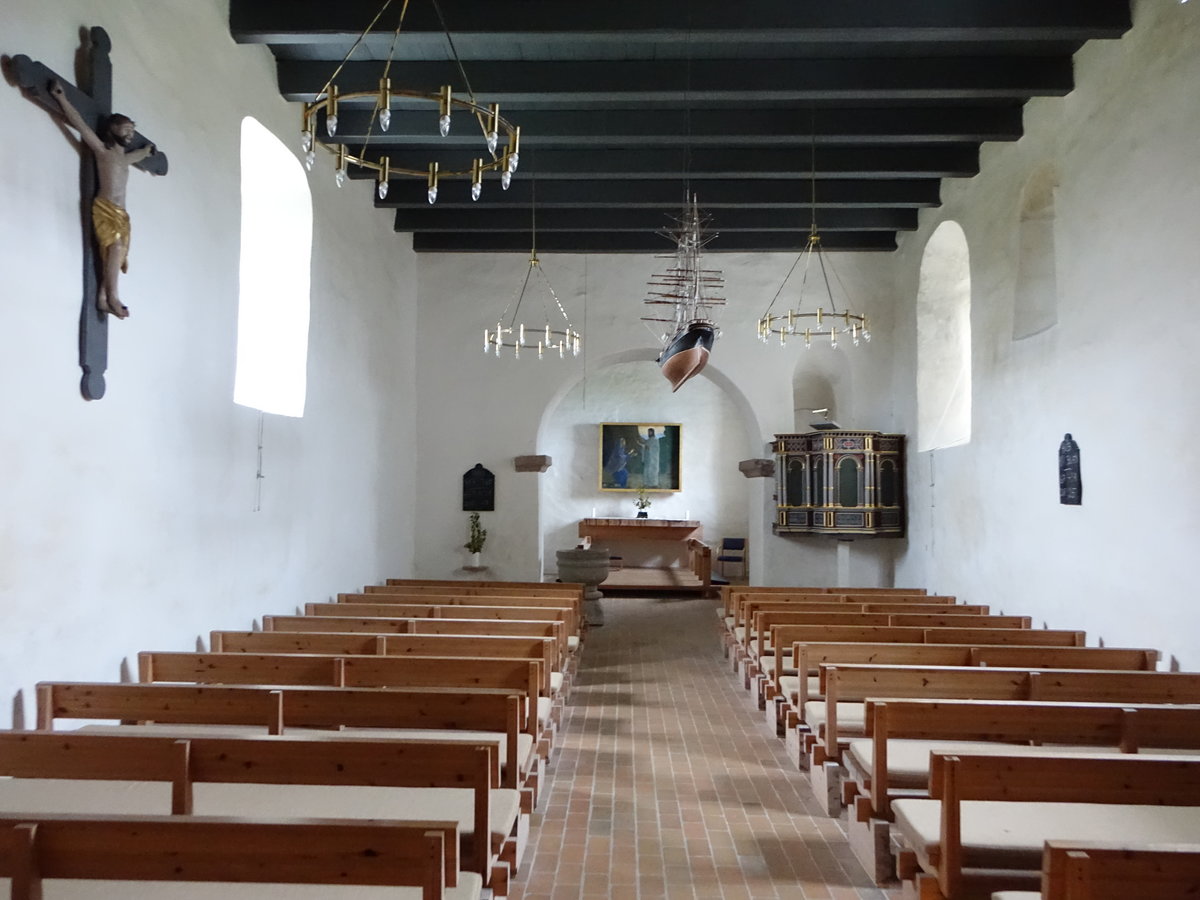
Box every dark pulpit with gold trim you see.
[773,431,905,537]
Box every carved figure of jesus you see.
[49,79,157,318]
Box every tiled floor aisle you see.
[510,594,900,900]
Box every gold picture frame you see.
[599,422,681,492]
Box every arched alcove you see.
[916,220,972,451]
[792,349,852,430]
[1013,162,1060,340]
[535,349,763,578]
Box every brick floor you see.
[510,594,901,900]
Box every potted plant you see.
[634,487,652,518]
[464,512,487,567]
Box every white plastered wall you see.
[0,0,418,717]
[892,0,1200,666]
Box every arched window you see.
[916,221,972,451]
[1013,163,1059,340]
[234,117,312,417]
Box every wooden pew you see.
[729,600,986,672]
[209,631,565,731]
[307,603,568,629]
[1013,840,1200,900]
[35,682,530,794]
[892,753,1200,900]
[341,592,581,639]
[210,632,559,698]
[744,609,1023,681]
[721,585,930,618]
[806,665,1200,816]
[843,699,1200,884]
[0,730,507,890]
[0,812,463,900]
[385,577,582,596]
[721,590,947,656]
[262,615,570,669]
[766,642,1159,731]
[136,651,550,757]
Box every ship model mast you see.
[642,196,725,391]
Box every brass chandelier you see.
[756,226,872,349]
[484,179,582,360]
[756,130,872,349]
[299,0,521,203]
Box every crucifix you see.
[12,26,168,401]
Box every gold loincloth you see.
[91,196,131,273]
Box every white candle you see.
[685,509,690,520]
[591,507,597,518]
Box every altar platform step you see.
[601,566,709,594]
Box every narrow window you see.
[916,221,972,451]
[234,117,312,417]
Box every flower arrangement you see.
[634,487,652,512]
[464,512,487,554]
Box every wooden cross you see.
[12,26,168,401]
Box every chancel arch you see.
[916,220,972,451]
[536,348,762,580]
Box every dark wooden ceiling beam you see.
[326,105,1025,146]
[411,231,898,253]
[349,145,979,178]
[374,178,942,209]
[232,1,1131,46]
[391,207,918,233]
[278,57,1074,103]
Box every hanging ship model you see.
[642,196,726,391]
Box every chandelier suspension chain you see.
[317,0,399,103]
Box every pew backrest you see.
[209,632,557,693]
[0,730,495,878]
[865,698,1200,817]
[1041,840,1200,900]
[36,681,523,788]
[0,813,458,897]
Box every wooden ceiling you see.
[230,1,1131,253]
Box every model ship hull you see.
[658,322,716,392]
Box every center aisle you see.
[511,594,897,900]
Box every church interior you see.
[2,0,1199,897]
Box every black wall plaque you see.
[462,463,495,511]
[1059,433,1082,505]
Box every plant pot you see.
[636,511,648,518]
[469,551,481,567]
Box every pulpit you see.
[773,431,906,537]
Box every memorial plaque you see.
[463,463,495,511]
[1059,433,1082,505]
